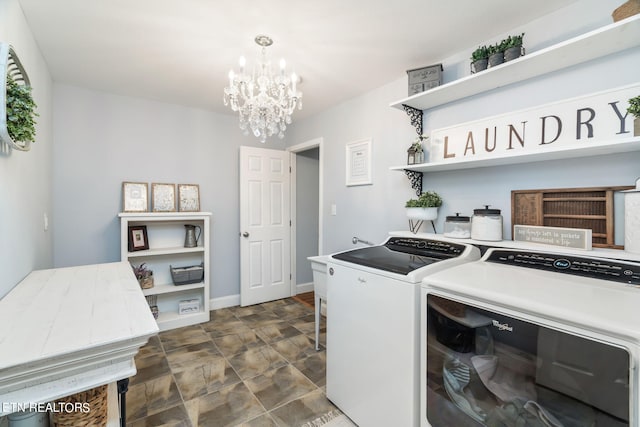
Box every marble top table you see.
[0,262,158,415]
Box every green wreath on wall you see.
[1,43,38,152]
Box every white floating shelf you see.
[390,137,640,173]
[390,15,640,111]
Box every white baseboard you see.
[210,283,314,311]
[210,294,240,310]
[296,281,314,294]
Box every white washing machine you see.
[326,236,480,427]
[420,247,640,427]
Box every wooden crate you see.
[511,186,632,249]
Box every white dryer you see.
[420,247,640,427]
[326,236,480,427]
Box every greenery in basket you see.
[628,96,640,118]
[131,262,152,280]
[502,33,525,50]
[405,191,442,208]
[470,45,489,61]
[5,75,38,143]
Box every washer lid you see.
[331,237,468,275]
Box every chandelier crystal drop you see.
[223,35,302,143]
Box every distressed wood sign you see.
[513,225,592,250]
[429,84,640,163]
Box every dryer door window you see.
[425,294,630,427]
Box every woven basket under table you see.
[51,384,108,427]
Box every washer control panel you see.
[386,237,465,256]
[486,249,640,285]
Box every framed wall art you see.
[178,184,200,212]
[151,183,176,212]
[345,138,372,186]
[122,181,149,212]
[128,225,149,252]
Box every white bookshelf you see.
[119,212,211,331]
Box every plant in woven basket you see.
[132,262,154,289]
[5,74,38,143]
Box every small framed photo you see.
[346,138,372,186]
[178,184,200,212]
[151,183,176,212]
[128,225,149,252]
[122,182,149,212]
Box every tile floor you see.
[127,297,339,426]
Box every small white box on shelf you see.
[178,298,200,315]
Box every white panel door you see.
[240,146,291,306]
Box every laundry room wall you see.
[0,0,54,298]
[52,84,277,300]
[287,0,640,255]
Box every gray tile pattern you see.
[127,297,336,427]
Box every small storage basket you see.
[170,262,204,285]
[51,384,108,427]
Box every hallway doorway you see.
[289,138,323,295]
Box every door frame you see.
[287,137,324,296]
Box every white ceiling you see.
[18,0,578,119]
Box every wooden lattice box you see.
[511,186,633,249]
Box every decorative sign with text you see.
[429,84,640,163]
[513,225,592,250]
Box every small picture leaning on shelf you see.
[128,225,149,251]
[178,184,200,212]
[151,182,176,212]
[122,181,149,212]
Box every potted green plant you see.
[4,74,38,145]
[503,33,525,62]
[628,95,640,136]
[470,45,489,73]
[487,43,504,68]
[132,262,154,289]
[405,190,443,221]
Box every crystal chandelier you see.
[223,35,302,143]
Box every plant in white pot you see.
[405,191,442,221]
[628,95,640,136]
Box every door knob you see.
[242,231,250,238]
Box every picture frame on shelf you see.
[345,138,372,186]
[178,184,200,212]
[128,225,149,252]
[151,183,176,212]
[122,181,149,212]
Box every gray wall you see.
[51,84,279,299]
[287,0,640,256]
[295,147,319,285]
[0,0,54,298]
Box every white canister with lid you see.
[444,213,471,238]
[471,205,503,241]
